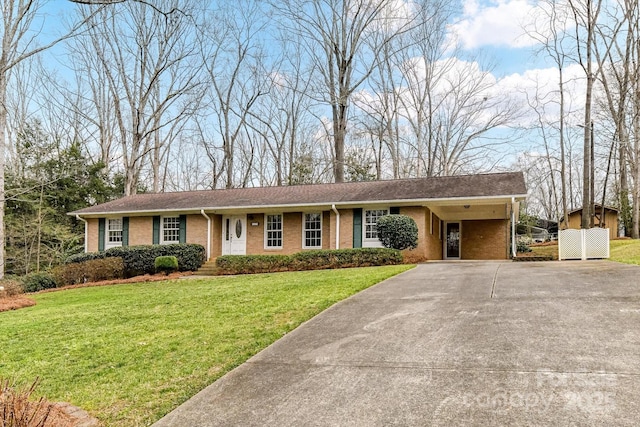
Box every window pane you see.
[364,209,388,239]
[163,217,180,243]
[108,219,122,243]
[266,214,283,247]
[304,213,322,248]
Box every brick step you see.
[195,260,219,276]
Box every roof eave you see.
[69,193,527,218]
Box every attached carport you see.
[426,197,521,260]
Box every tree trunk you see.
[0,71,6,278]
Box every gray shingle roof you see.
[70,172,526,216]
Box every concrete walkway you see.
[154,261,640,426]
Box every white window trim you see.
[105,217,123,249]
[363,207,389,248]
[302,212,323,249]
[161,216,181,245]
[264,213,283,250]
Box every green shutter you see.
[153,216,160,244]
[390,207,400,215]
[179,215,187,243]
[353,208,362,248]
[98,218,105,251]
[122,217,129,246]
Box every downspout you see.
[76,214,88,253]
[331,204,340,249]
[511,197,516,258]
[200,209,211,260]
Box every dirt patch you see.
[0,296,36,313]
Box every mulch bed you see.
[0,296,37,312]
[513,253,555,262]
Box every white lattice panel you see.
[559,229,584,260]
[558,228,610,260]
[585,228,610,258]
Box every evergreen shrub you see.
[376,215,418,250]
[155,256,179,275]
[21,273,57,293]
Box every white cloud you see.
[494,63,586,126]
[448,0,543,50]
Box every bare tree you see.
[198,0,268,189]
[73,0,202,195]
[526,0,576,226]
[568,0,603,228]
[272,0,415,182]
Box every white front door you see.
[222,215,247,255]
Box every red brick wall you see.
[186,214,208,250]
[461,219,508,260]
[424,209,443,260]
[210,215,222,259]
[399,206,428,262]
[246,211,331,255]
[128,217,152,246]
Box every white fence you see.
[558,228,610,260]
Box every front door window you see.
[446,222,460,259]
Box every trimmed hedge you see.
[65,252,106,264]
[155,256,179,275]
[66,244,205,278]
[22,273,58,293]
[53,257,125,286]
[216,248,403,275]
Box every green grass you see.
[609,239,640,265]
[529,239,640,264]
[0,265,413,426]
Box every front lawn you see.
[0,265,412,426]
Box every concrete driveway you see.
[154,261,640,426]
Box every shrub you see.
[64,252,105,264]
[0,378,64,427]
[216,248,403,275]
[155,256,179,275]
[216,255,290,275]
[376,214,418,250]
[517,240,532,253]
[21,273,57,293]
[66,244,205,278]
[0,279,24,297]
[53,257,125,286]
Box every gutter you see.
[76,214,88,253]
[331,204,340,250]
[200,210,211,260]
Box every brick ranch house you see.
[69,172,527,262]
